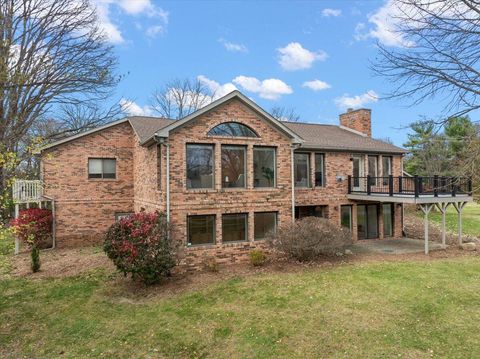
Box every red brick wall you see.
[164,98,294,270]
[41,122,135,247]
[133,139,166,212]
[41,100,405,269]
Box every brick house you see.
[33,91,471,269]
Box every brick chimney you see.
[339,108,371,137]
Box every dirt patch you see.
[10,246,114,279]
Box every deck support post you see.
[14,203,20,255]
[419,203,434,254]
[435,202,450,249]
[452,202,468,246]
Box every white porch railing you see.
[12,180,44,203]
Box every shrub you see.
[267,217,352,261]
[202,257,219,272]
[103,212,179,285]
[249,249,267,266]
[10,208,53,273]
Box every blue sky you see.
[95,0,472,147]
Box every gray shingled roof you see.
[128,116,175,143]
[128,116,405,153]
[283,122,406,154]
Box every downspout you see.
[154,135,170,222]
[401,153,405,237]
[291,143,301,222]
[166,143,170,223]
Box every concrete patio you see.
[349,238,444,255]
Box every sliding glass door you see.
[357,204,378,239]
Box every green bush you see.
[267,217,352,261]
[249,249,267,266]
[30,242,40,273]
[104,212,179,285]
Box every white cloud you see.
[335,90,378,109]
[120,98,153,116]
[218,38,248,53]
[322,8,341,17]
[354,0,419,47]
[302,79,331,91]
[197,75,237,100]
[146,25,164,38]
[277,42,327,71]
[94,0,124,44]
[118,0,169,22]
[93,0,169,44]
[232,76,293,100]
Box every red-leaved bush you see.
[10,208,53,272]
[10,208,53,245]
[104,212,179,284]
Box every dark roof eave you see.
[298,144,407,154]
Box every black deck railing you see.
[348,175,472,197]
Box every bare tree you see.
[373,0,480,119]
[151,78,214,119]
[270,106,300,122]
[0,0,120,218]
[459,125,480,193]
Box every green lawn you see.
[426,202,480,237]
[2,248,480,358]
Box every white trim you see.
[151,90,304,144]
[36,118,129,153]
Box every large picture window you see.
[222,146,246,188]
[314,153,325,187]
[368,155,378,186]
[294,153,310,187]
[382,156,392,185]
[186,144,214,189]
[208,122,258,137]
[254,212,277,240]
[188,215,215,245]
[253,147,276,188]
[222,213,247,242]
[88,158,116,179]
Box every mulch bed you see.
[7,243,479,301]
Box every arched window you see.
[208,122,258,137]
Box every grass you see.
[424,202,480,237]
[0,227,14,275]
[2,247,480,358]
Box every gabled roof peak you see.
[148,90,304,145]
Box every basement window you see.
[88,158,116,179]
[188,215,216,245]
